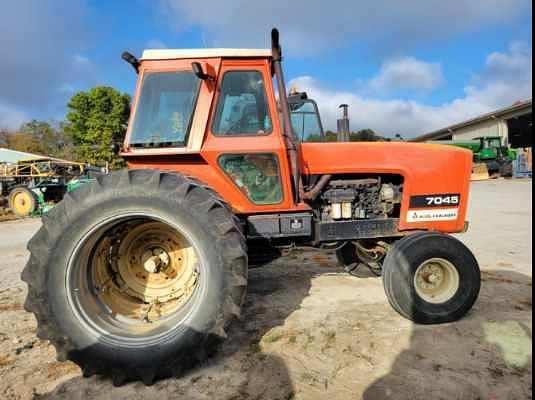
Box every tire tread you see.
[21,169,248,384]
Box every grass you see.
[303,331,315,350]
[321,330,337,352]
[263,331,285,344]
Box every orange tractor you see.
[23,30,480,385]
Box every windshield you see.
[129,71,200,148]
[289,100,324,142]
[485,138,502,148]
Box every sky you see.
[0,0,532,137]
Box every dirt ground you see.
[0,179,532,400]
[0,198,15,222]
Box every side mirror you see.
[192,62,214,81]
[121,51,140,74]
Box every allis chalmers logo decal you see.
[407,194,461,222]
[407,208,459,222]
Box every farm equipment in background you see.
[431,136,517,180]
[0,158,106,217]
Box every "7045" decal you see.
[409,194,461,208]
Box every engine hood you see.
[300,141,473,233]
[300,141,472,177]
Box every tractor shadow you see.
[35,258,533,399]
[36,249,324,400]
[363,269,533,400]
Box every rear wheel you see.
[22,170,247,384]
[9,186,36,217]
[382,232,480,324]
[499,160,514,178]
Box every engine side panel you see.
[300,142,473,233]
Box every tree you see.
[350,129,386,142]
[0,129,9,147]
[324,131,340,142]
[65,86,131,168]
[4,131,43,154]
[20,120,62,156]
[0,121,75,160]
[320,129,387,142]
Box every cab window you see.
[213,71,273,136]
[130,71,200,148]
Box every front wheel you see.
[382,232,480,324]
[9,186,37,217]
[22,170,248,384]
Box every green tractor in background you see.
[32,176,97,216]
[432,136,517,178]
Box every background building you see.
[0,148,42,164]
[411,100,532,148]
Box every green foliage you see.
[323,131,340,142]
[65,86,130,168]
[321,129,388,142]
[349,129,387,142]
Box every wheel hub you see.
[414,258,460,304]
[12,191,33,216]
[417,264,444,289]
[92,221,200,322]
[142,247,170,273]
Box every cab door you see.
[200,58,296,214]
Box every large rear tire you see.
[22,169,248,384]
[382,232,480,324]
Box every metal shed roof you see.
[411,99,533,142]
[0,148,42,164]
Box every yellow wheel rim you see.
[92,221,200,323]
[11,190,34,216]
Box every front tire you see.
[22,170,247,384]
[382,232,480,324]
[9,186,37,217]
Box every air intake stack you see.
[337,104,350,142]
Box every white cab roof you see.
[141,48,272,61]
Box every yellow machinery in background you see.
[0,158,91,217]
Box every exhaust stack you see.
[337,104,350,142]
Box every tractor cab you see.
[474,136,516,161]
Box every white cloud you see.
[73,54,91,66]
[159,0,531,55]
[369,57,444,93]
[290,43,532,137]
